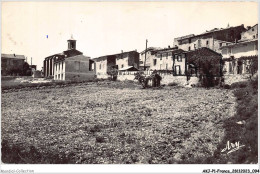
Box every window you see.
[71,43,75,49]
[188,46,191,51]
[252,28,254,31]
[166,64,168,70]
[219,43,222,47]
[253,35,256,39]
[198,40,201,48]
[59,63,60,70]
[206,40,209,46]
[121,64,124,68]
[153,59,157,66]
[177,55,182,62]
[99,64,101,69]
[175,65,181,75]
[228,48,232,54]
[61,62,63,70]
[194,44,196,50]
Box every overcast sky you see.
[2,1,258,70]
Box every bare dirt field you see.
[1,81,236,164]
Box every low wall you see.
[117,74,135,81]
[96,74,109,79]
[117,73,199,86]
[65,72,95,81]
[224,74,251,85]
[97,71,200,86]
[161,75,199,86]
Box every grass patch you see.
[205,78,258,164]
[1,81,238,164]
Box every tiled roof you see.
[176,24,245,41]
[1,54,25,59]
[140,47,161,54]
[220,38,258,49]
[118,66,139,71]
[93,50,139,60]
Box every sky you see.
[2,1,258,70]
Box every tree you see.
[107,68,118,81]
[22,62,31,76]
[191,56,222,88]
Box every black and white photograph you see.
[1,1,259,173]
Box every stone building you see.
[43,36,84,78]
[220,24,258,75]
[93,50,139,78]
[44,36,95,81]
[139,47,161,70]
[54,54,94,81]
[173,24,246,53]
[173,47,222,76]
[1,53,25,76]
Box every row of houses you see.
[140,24,258,75]
[1,54,38,76]
[41,23,258,81]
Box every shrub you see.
[211,79,258,164]
[230,81,248,89]
[168,82,178,86]
[223,84,231,89]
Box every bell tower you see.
[67,35,76,50]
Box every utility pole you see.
[144,39,148,71]
[31,57,33,76]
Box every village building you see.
[43,36,95,81]
[1,53,25,76]
[43,36,85,78]
[139,47,161,70]
[149,47,184,71]
[93,50,139,77]
[220,24,258,75]
[173,47,222,77]
[173,24,246,54]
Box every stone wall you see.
[117,73,199,86]
[224,74,250,85]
